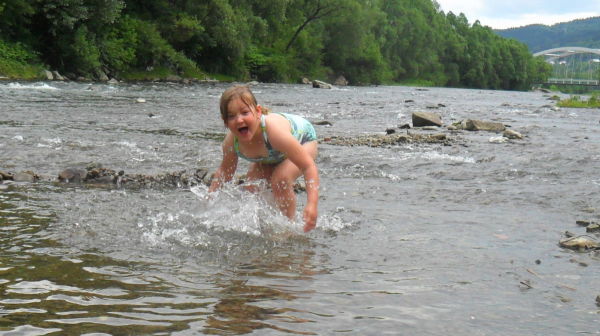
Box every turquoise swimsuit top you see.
[233,113,317,164]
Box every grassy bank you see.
[0,41,45,80]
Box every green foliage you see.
[101,17,138,72]
[2,0,551,89]
[69,26,101,75]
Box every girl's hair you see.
[219,85,269,123]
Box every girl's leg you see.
[270,142,318,219]
[244,162,274,193]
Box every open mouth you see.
[238,126,249,135]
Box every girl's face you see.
[225,97,262,141]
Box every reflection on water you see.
[0,184,333,335]
[205,250,321,335]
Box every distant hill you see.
[495,17,600,53]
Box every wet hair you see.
[219,85,269,123]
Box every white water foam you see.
[5,82,59,90]
[419,151,476,164]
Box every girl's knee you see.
[270,173,294,192]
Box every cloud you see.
[436,0,600,29]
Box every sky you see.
[435,0,600,29]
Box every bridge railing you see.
[546,78,600,85]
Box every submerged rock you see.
[57,166,210,189]
[503,129,523,139]
[322,132,449,147]
[58,168,88,183]
[313,120,333,126]
[586,224,600,233]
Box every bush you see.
[557,94,600,108]
[0,40,44,79]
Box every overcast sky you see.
[435,0,600,29]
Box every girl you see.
[209,86,319,232]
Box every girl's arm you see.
[209,133,238,192]
[267,116,320,231]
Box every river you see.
[1,81,599,335]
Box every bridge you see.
[534,47,600,86]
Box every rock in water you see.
[465,119,505,132]
[503,129,523,139]
[559,236,600,251]
[412,111,442,127]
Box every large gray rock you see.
[96,70,109,82]
[412,111,442,127]
[464,119,505,132]
[51,71,64,81]
[312,80,333,89]
[42,70,54,80]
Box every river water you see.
[1,81,599,335]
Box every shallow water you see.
[1,81,599,335]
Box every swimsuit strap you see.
[260,114,272,150]
[233,114,284,164]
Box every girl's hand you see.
[303,204,317,232]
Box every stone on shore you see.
[13,171,38,182]
[96,70,109,82]
[51,71,64,81]
[42,70,54,80]
[334,76,348,86]
[412,111,442,127]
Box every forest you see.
[496,16,600,53]
[0,0,551,90]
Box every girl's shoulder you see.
[264,113,289,127]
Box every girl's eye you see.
[241,111,251,116]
